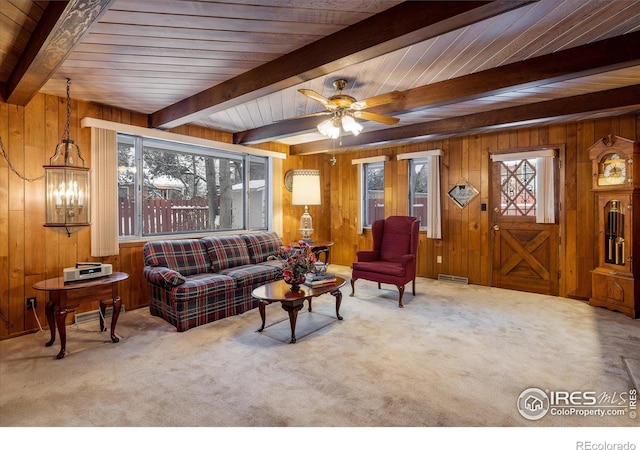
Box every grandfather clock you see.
[588,135,639,319]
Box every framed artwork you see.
[447,179,479,209]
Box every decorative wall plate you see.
[447,180,479,209]
[284,170,294,192]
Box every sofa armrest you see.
[143,266,186,287]
[356,250,380,262]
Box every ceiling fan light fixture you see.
[341,115,362,136]
[317,118,340,139]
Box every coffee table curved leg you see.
[331,288,343,320]
[257,299,270,332]
[281,302,304,344]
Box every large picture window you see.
[117,134,269,237]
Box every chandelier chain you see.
[0,136,44,182]
[64,78,71,141]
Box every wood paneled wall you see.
[2,92,638,339]
[316,116,639,301]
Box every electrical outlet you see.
[26,297,37,310]
[437,255,442,264]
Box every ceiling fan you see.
[298,79,404,139]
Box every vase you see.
[284,275,306,291]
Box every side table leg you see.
[99,300,107,332]
[45,300,56,348]
[331,289,343,321]
[55,309,69,359]
[109,297,122,343]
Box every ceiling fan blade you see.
[354,110,400,125]
[351,91,405,110]
[298,89,336,109]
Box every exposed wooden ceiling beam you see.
[150,1,535,129]
[236,31,640,145]
[5,0,116,106]
[290,84,640,154]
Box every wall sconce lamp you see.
[291,169,321,243]
[44,79,90,237]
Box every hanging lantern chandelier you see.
[44,79,90,236]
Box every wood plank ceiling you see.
[1,0,640,155]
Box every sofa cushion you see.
[201,235,251,272]
[171,273,236,303]
[144,266,186,287]
[219,263,282,287]
[143,240,210,276]
[242,232,282,264]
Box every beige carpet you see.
[1,265,639,430]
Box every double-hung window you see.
[398,150,442,238]
[117,133,269,237]
[408,157,430,228]
[352,156,389,232]
[363,161,385,227]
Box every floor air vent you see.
[74,305,125,324]
[438,274,469,284]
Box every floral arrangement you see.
[269,241,316,285]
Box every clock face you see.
[598,153,626,186]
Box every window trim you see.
[81,117,286,160]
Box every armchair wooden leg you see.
[412,278,416,296]
[377,282,381,290]
[350,279,356,297]
[397,284,405,308]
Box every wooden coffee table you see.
[252,276,346,344]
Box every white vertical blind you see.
[90,128,119,257]
[535,155,555,223]
[427,154,442,238]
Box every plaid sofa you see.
[142,232,283,332]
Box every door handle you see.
[493,225,500,231]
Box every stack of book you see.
[304,273,336,287]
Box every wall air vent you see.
[437,274,469,284]
[74,305,125,324]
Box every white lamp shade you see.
[291,169,321,205]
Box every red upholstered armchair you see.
[350,216,420,308]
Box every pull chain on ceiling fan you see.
[298,79,404,139]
